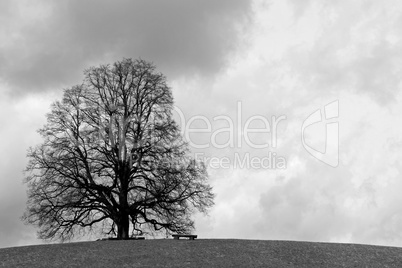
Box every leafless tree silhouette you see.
[23,58,214,241]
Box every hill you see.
[1,239,402,267]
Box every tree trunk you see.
[117,212,130,239]
[117,162,130,240]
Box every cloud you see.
[190,0,402,246]
[0,0,253,96]
[282,0,402,104]
[0,90,54,248]
[194,89,402,246]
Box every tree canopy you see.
[23,58,214,241]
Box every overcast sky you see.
[2,0,402,249]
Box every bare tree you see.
[23,58,214,241]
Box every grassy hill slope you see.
[1,239,402,267]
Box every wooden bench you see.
[172,234,197,240]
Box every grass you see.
[1,239,402,267]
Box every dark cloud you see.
[0,0,253,96]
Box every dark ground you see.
[1,239,402,267]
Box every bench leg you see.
[174,236,179,240]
